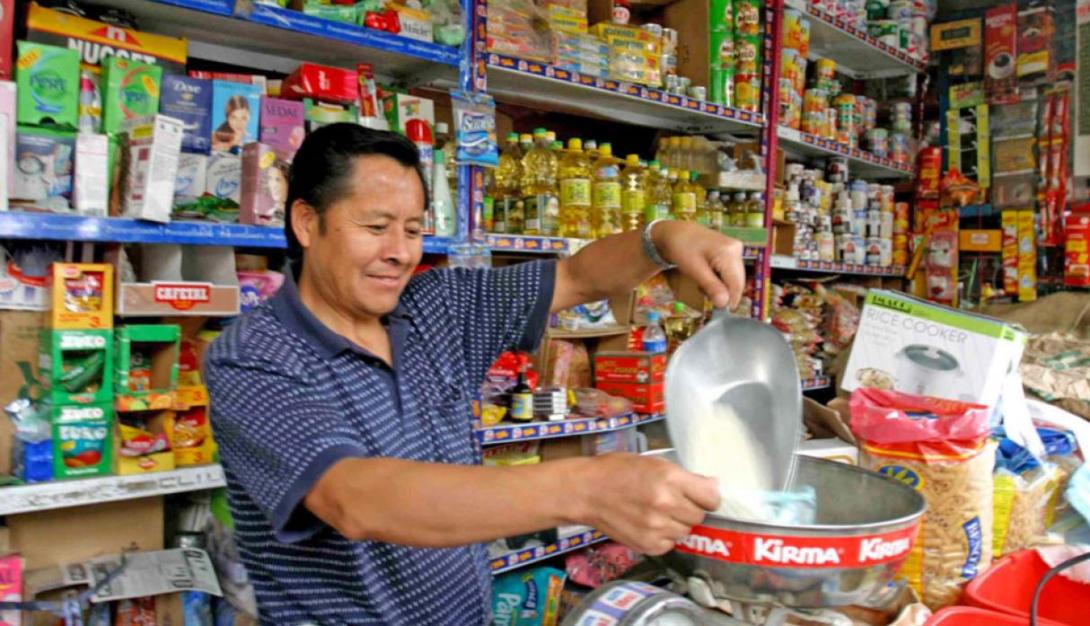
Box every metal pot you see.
[655,451,926,608]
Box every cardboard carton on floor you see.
[0,310,45,475]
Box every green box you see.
[46,401,114,480]
[721,226,769,246]
[15,41,80,127]
[115,324,181,397]
[101,57,163,134]
[39,329,115,405]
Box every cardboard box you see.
[211,80,261,153]
[594,380,664,414]
[0,311,44,475]
[26,4,187,74]
[170,385,216,466]
[121,114,184,223]
[160,75,212,154]
[1017,208,1037,302]
[205,151,241,206]
[842,290,1027,408]
[1017,6,1054,79]
[984,4,1017,100]
[13,125,75,208]
[259,97,305,161]
[173,152,208,203]
[383,92,434,135]
[14,41,79,127]
[45,401,114,479]
[74,132,109,216]
[930,18,982,51]
[281,63,358,104]
[39,329,114,405]
[107,245,241,318]
[240,142,288,227]
[115,409,175,475]
[959,229,1002,252]
[593,351,666,384]
[1064,210,1090,287]
[101,56,163,135]
[304,98,359,131]
[798,438,859,465]
[1001,210,1019,295]
[0,80,13,199]
[47,263,114,329]
[115,324,180,398]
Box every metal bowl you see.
[656,451,926,608]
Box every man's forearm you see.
[552,227,661,312]
[305,456,593,547]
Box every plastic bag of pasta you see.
[850,388,995,611]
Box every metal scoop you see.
[664,313,803,498]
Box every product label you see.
[153,282,212,310]
[560,178,592,207]
[59,332,107,350]
[961,517,984,579]
[672,191,696,215]
[621,189,645,213]
[677,524,919,569]
[593,181,622,209]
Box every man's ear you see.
[291,199,318,251]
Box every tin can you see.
[734,0,761,36]
[897,21,917,54]
[851,211,867,237]
[817,231,836,262]
[710,67,735,106]
[866,211,882,238]
[662,28,679,54]
[688,85,707,101]
[834,94,856,146]
[711,30,735,70]
[827,156,849,183]
[889,131,910,163]
[850,180,868,210]
[662,52,678,75]
[825,107,838,139]
[664,74,682,94]
[888,0,913,20]
[734,33,763,75]
[735,73,760,111]
[865,128,888,157]
[866,237,882,265]
[784,9,810,54]
[880,210,894,239]
[865,0,888,20]
[781,48,801,90]
[862,97,877,130]
[642,22,664,38]
[880,185,894,211]
[894,200,910,221]
[677,75,692,92]
[868,20,900,47]
[815,58,837,82]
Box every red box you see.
[984,5,1017,101]
[282,63,359,104]
[1065,209,1090,287]
[594,351,667,384]
[0,0,13,78]
[916,147,941,199]
[595,381,664,414]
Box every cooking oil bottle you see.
[729,191,747,227]
[558,138,593,238]
[620,154,646,232]
[521,127,558,236]
[705,190,724,230]
[672,170,697,221]
[745,191,765,228]
[585,139,600,162]
[491,132,522,234]
[691,171,707,218]
[592,142,622,238]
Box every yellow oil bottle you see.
[520,128,559,236]
[591,143,622,238]
[558,138,593,238]
[620,154,646,232]
[672,170,697,221]
[491,132,523,234]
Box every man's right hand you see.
[573,453,721,556]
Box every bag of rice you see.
[850,388,994,610]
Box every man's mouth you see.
[367,274,403,287]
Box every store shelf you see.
[105,0,459,81]
[490,527,607,574]
[802,376,831,391]
[486,234,578,255]
[770,254,904,276]
[0,465,226,516]
[476,413,663,445]
[785,0,927,78]
[485,54,765,135]
[743,246,763,260]
[777,127,913,179]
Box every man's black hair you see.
[285,123,429,260]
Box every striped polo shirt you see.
[205,260,556,624]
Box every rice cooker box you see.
[842,290,1026,408]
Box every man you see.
[205,124,747,624]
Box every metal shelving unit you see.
[475,413,663,445]
[489,527,607,574]
[777,127,914,180]
[770,254,905,277]
[0,465,226,516]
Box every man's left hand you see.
[653,220,746,311]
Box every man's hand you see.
[574,453,720,555]
[653,220,746,311]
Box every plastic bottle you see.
[730,191,748,227]
[491,132,522,234]
[592,142,622,238]
[432,149,456,237]
[559,138,593,238]
[745,192,765,228]
[701,190,720,229]
[655,137,672,169]
[620,154,646,232]
[691,171,707,216]
[435,121,457,192]
[642,311,668,353]
[585,139,600,162]
[406,119,434,195]
[520,128,559,236]
[672,170,697,221]
[645,165,671,223]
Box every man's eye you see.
[405,227,423,238]
[366,224,387,233]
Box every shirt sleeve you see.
[205,355,367,544]
[417,259,556,385]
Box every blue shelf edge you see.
[475,413,663,445]
[490,528,607,574]
[155,0,234,16]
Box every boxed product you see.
[115,409,175,475]
[594,380,664,414]
[26,4,187,74]
[1017,5,1054,80]
[169,385,215,466]
[259,97,305,161]
[917,147,941,198]
[1,80,13,198]
[205,152,241,205]
[120,114,184,223]
[240,142,288,227]
[593,351,666,384]
[159,75,213,154]
[73,132,109,216]
[946,104,990,189]
[991,172,1036,209]
[115,324,181,399]
[984,4,1017,102]
[304,98,359,131]
[107,246,241,318]
[39,329,114,405]
[47,263,113,329]
[101,57,163,135]
[992,135,1036,174]
[13,125,76,210]
[15,41,79,127]
[1017,208,1037,302]
[1001,210,1019,295]
[383,92,435,135]
[959,229,1002,253]
[281,63,358,104]
[0,555,22,626]
[210,80,261,153]
[841,290,1027,408]
[173,152,208,204]
[1064,209,1090,287]
[45,401,114,480]
[0,0,12,78]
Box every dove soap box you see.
[101,57,162,135]
[160,75,212,154]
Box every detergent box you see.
[101,56,163,134]
[15,41,79,127]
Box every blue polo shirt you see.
[204,260,556,625]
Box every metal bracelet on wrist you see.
[642,219,675,271]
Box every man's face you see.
[294,155,425,319]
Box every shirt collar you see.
[270,262,412,362]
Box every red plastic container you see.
[927,606,1034,625]
[963,550,1085,626]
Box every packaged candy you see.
[450,90,498,167]
[491,567,566,626]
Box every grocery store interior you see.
[1,0,1090,622]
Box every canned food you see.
[661,52,678,75]
[880,210,894,239]
[866,211,882,238]
[677,75,692,91]
[865,128,888,157]
[880,185,894,211]
[834,94,856,146]
[825,107,838,139]
[815,58,837,82]
[781,48,801,87]
[888,0,913,20]
[711,31,735,69]
[662,28,679,54]
[665,74,682,94]
[850,180,868,210]
[688,85,707,101]
[710,67,735,106]
[862,97,877,130]
[734,33,763,74]
[642,22,664,38]
[890,131,910,163]
[784,9,811,55]
[894,200,910,221]
[898,22,917,54]
[734,0,762,36]
[868,20,900,47]
[735,73,760,111]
